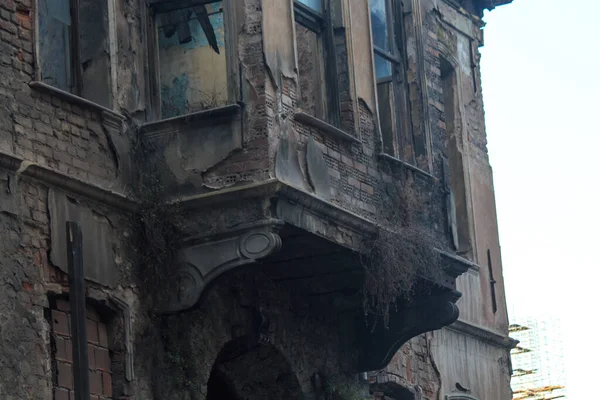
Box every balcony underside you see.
[163,179,468,371]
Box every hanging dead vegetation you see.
[362,166,443,328]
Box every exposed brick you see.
[102,372,112,397]
[95,347,110,371]
[55,337,73,363]
[90,370,103,395]
[51,310,69,336]
[56,361,73,389]
[98,323,108,347]
[54,387,70,400]
[87,319,99,345]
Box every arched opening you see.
[206,338,304,400]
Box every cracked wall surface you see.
[0,0,512,398]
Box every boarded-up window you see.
[50,299,113,399]
[155,1,227,118]
[37,0,112,107]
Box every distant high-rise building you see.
[509,316,568,400]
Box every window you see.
[37,0,112,107]
[149,0,229,119]
[294,0,341,127]
[441,57,471,257]
[49,299,113,399]
[370,0,411,161]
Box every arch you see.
[206,337,305,400]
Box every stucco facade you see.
[0,0,512,399]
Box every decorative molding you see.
[163,220,284,314]
[0,151,136,212]
[29,81,125,121]
[446,320,519,349]
[358,292,461,371]
[294,112,361,144]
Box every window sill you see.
[378,153,436,181]
[141,104,242,136]
[294,112,360,144]
[29,81,124,121]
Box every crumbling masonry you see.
[0,0,515,399]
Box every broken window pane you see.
[157,1,227,118]
[370,0,389,52]
[375,54,392,80]
[38,0,73,91]
[295,21,325,120]
[296,0,322,14]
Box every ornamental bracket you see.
[162,219,284,314]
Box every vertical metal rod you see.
[67,221,90,400]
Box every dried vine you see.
[362,165,443,329]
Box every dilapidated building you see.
[0,0,514,399]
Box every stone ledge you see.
[294,112,360,144]
[446,319,519,349]
[378,153,437,181]
[140,104,242,139]
[0,151,136,212]
[29,81,125,121]
[438,250,480,275]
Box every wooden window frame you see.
[35,0,85,96]
[293,0,341,128]
[146,0,240,122]
[35,0,115,108]
[372,0,413,162]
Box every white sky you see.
[480,0,600,398]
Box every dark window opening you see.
[150,0,228,119]
[370,0,412,162]
[441,57,471,257]
[38,0,112,107]
[487,249,498,314]
[294,0,341,127]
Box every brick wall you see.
[0,1,124,192]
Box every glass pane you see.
[296,0,322,13]
[370,0,389,52]
[38,0,72,91]
[374,54,392,80]
[157,2,228,118]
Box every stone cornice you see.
[446,319,519,349]
[0,151,136,212]
[174,179,378,237]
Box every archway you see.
[206,338,304,400]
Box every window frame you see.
[35,0,85,96]
[146,0,240,121]
[293,0,341,128]
[371,0,413,162]
[35,0,116,108]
